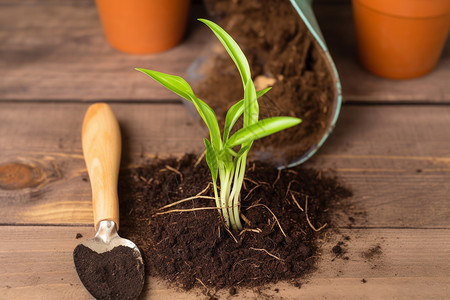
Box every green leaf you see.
[136,68,222,150]
[191,96,222,149]
[236,144,251,158]
[257,87,272,97]
[223,87,272,143]
[198,19,251,88]
[204,138,218,184]
[225,147,238,157]
[226,117,302,148]
[136,68,196,102]
[243,79,258,127]
[223,101,243,144]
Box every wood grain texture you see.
[306,105,450,228]
[0,226,448,299]
[0,102,449,229]
[1,2,449,299]
[0,0,211,101]
[314,3,450,103]
[1,0,448,103]
[0,102,205,225]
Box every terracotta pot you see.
[95,0,191,54]
[352,0,450,79]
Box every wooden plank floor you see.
[1,0,449,102]
[1,1,449,299]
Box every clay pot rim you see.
[353,0,450,19]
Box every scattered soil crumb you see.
[332,242,344,255]
[75,233,83,239]
[332,241,349,261]
[229,287,237,296]
[347,216,356,228]
[362,245,382,260]
[274,288,280,293]
[361,278,367,283]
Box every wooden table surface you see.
[1,1,449,299]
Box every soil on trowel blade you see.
[73,245,144,300]
[118,154,352,293]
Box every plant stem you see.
[228,154,246,231]
[234,155,246,230]
[219,164,233,227]
[212,182,221,213]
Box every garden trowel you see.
[73,103,144,300]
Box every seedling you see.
[137,19,301,231]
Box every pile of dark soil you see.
[118,154,351,293]
[193,0,335,166]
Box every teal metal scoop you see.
[286,0,342,167]
[187,0,342,168]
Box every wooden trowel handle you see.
[82,103,121,230]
